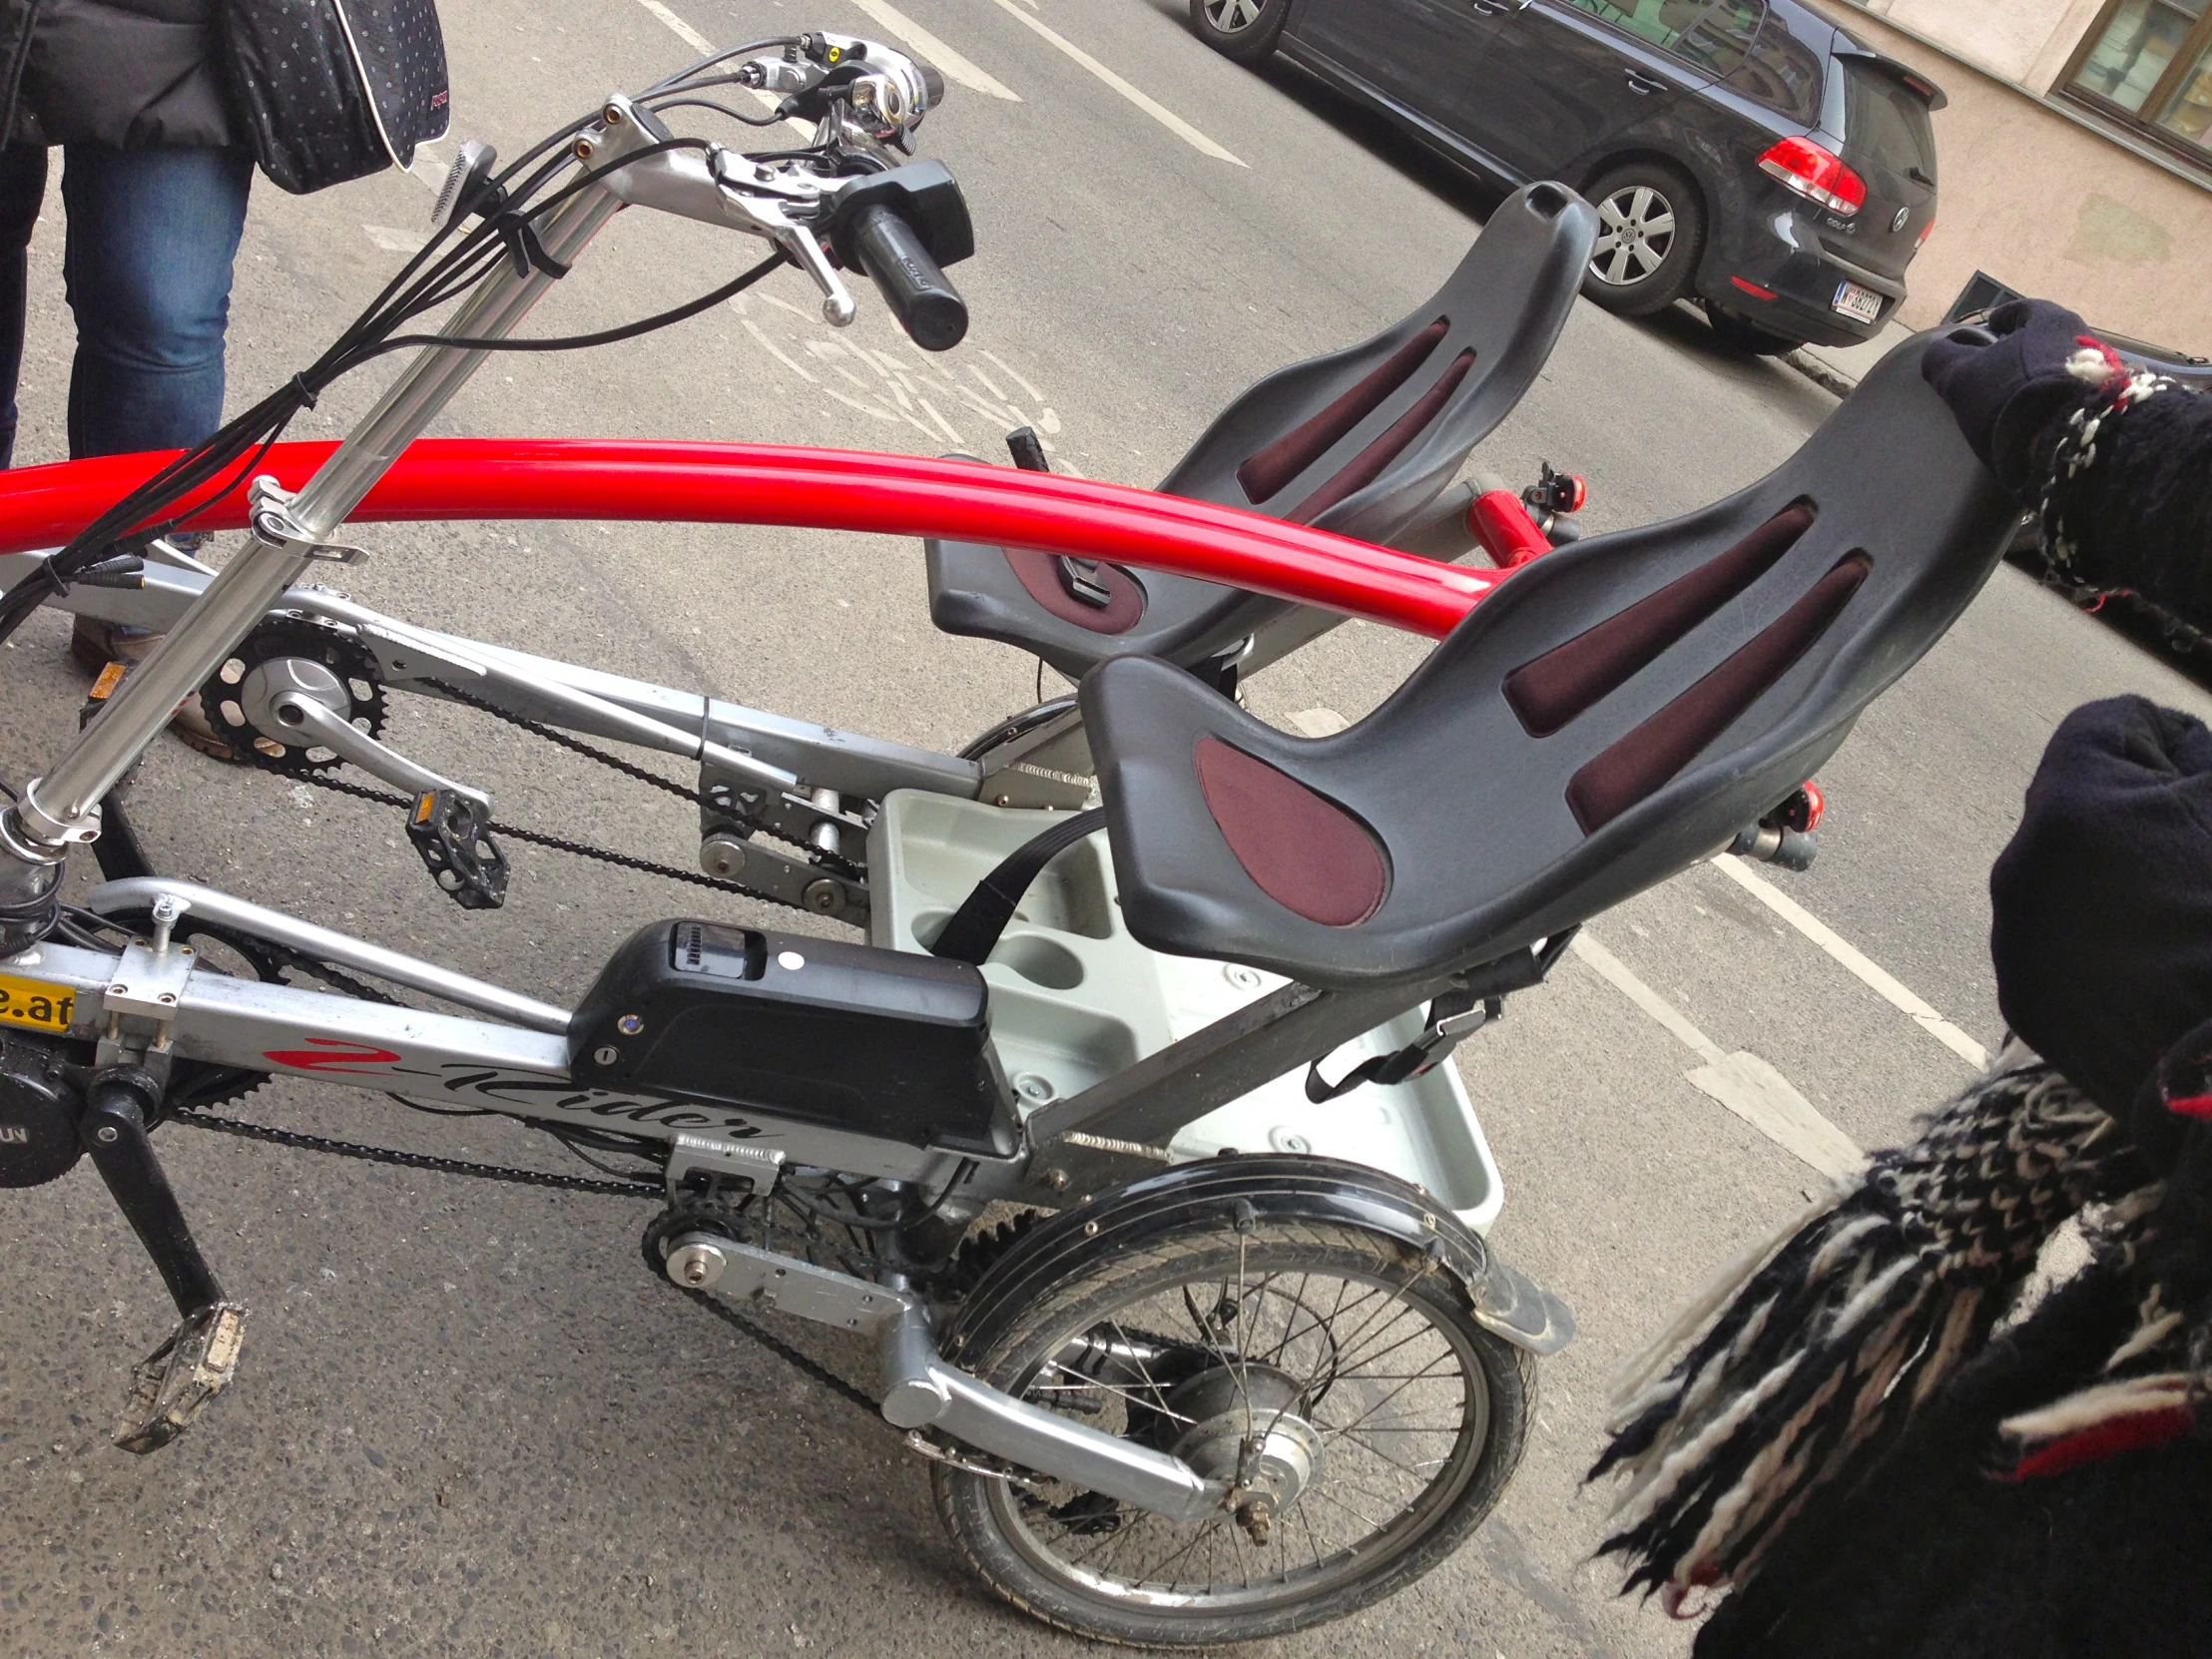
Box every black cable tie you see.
[493,212,573,280]
[288,373,318,409]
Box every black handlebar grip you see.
[919,62,946,108]
[850,204,968,351]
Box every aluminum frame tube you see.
[86,878,573,1031]
[13,183,626,845]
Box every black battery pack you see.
[569,920,1012,1155]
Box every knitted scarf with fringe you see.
[1590,1060,2161,1610]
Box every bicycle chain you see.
[222,633,826,911]
[168,1106,665,1198]
[168,1106,881,1413]
[166,621,884,1410]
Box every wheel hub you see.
[1165,1363,1325,1539]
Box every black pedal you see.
[408,789,509,909]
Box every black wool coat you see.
[0,0,235,150]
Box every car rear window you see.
[1839,61,1936,181]
[1718,12,1823,123]
[1677,0,1761,77]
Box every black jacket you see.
[1,0,234,149]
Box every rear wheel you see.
[1706,305,1805,356]
[932,1212,1534,1647]
[1189,0,1289,64]
[1581,162,1706,318]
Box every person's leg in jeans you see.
[60,143,251,460]
[58,143,251,750]
[0,145,51,471]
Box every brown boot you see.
[69,616,237,763]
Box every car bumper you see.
[1702,205,1911,348]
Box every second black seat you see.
[925,182,1599,682]
[1080,333,2022,989]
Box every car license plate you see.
[1833,280,1884,324]
[0,970,77,1033]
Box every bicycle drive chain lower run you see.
[199,618,834,916]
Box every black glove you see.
[1922,298,2110,500]
[1990,696,2212,1121]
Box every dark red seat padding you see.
[1505,501,1816,737]
[1195,738,1388,925]
[1081,335,2020,988]
[927,183,1599,681]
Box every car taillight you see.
[1915,217,1936,251]
[1757,137,1866,217]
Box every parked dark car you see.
[1191,0,1943,354]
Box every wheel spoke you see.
[968,1251,1498,1620]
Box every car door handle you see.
[1624,70,1666,94]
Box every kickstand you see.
[78,1068,248,1453]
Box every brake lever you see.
[776,223,858,327]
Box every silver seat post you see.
[0,142,636,950]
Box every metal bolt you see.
[802,878,840,913]
[1044,1168,1070,1191]
[94,1124,118,1144]
[617,1014,644,1035]
[158,993,175,1005]
[1083,1220,1099,1237]
[593,1044,621,1066]
[701,832,748,879]
[994,794,1012,808]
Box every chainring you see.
[199,616,387,774]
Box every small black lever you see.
[1008,427,1116,610]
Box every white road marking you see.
[741,317,818,382]
[981,0,1245,165]
[633,0,711,52]
[840,0,1023,100]
[1571,934,1865,1179]
[981,348,1044,403]
[1285,708,1350,738]
[362,224,427,254]
[1710,854,1987,1068]
[630,0,816,135]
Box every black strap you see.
[929,808,1108,966]
[1305,989,1499,1102]
[1301,929,1581,1103]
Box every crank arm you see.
[663,1235,1226,1522]
[268,691,491,813]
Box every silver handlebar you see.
[0,34,953,876]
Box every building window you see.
[2064,0,2212,161]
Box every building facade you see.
[1813,0,2212,346]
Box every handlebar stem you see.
[3,108,644,874]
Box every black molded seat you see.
[1080,334,2020,989]
[926,182,1599,681]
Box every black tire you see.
[1580,161,1707,318]
[1706,306,1805,356]
[1188,0,1289,64]
[932,1212,1535,1648]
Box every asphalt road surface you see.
[5,3,2208,1656]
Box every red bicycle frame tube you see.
[0,440,1506,640]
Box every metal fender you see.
[954,1153,1575,1357]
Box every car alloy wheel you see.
[1202,0,1268,30]
[1589,183,1678,287]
